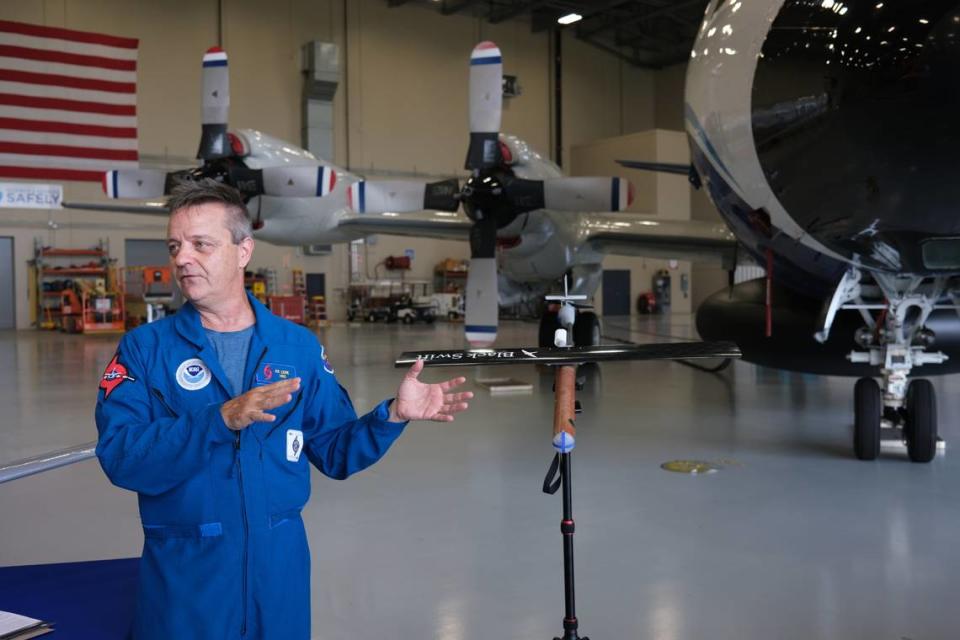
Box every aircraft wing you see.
[62,200,170,215]
[336,210,472,241]
[582,213,738,269]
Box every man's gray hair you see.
[166,178,253,244]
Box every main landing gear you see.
[819,269,950,463]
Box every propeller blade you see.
[197,47,231,160]
[465,215,498,346]
[616,160,692,175]
[542,176,633,212]
[102,169,168,199]
[347,179,459,214]
[465,41,503,170]
[261,166,337,197]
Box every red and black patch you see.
[99,354,135,398]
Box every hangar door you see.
[602,269,631,316]
[0,237,13,329]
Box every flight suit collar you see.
[173,291,278,398]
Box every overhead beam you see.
[441,0,478,15]
[490,0,551,24]
[578,0,706,38]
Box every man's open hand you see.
[221,378,301,430]
[390,358,473,423]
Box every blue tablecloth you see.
[0,557,138,639]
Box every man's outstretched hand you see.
[390,358,473,423]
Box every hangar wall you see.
[0,0,664,329]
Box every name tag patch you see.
[287,429,304,462]
[256,363,297,386]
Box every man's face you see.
[167,203,252,306]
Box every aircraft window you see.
[922,238,960,270]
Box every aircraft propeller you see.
[102,48,338,204]
[348,42,633,347]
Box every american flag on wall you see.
[0,19,138,183]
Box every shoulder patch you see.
[320,344,335,375]
[100,354,136,398]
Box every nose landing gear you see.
[822,270,951,462]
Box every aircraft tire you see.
[854,377,881,461]
[539,310,559,347]
[905,379,937,463]
[574,311,601,347]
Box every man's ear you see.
[238,236,254,269]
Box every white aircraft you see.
[612,0,960,463]
[68,2,960,463]
[65,44,737,349]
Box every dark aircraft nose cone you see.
[753,0,960,273]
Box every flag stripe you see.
[0,20,138,50]
[0,141,137,161]
[0,105,136,128]
[0,81,135,105]
[0,116,135,138]
[0,56,135,83]
[0,93,136,116]
[0,32,138,61]
[0,153,137,170]
[0,68,134,93]
[0,165,104,181]
[0,44,137,71]
[0,129,137,150]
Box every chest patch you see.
[287,429,304,462]
[176,358,212,391]
[256,363,297,386]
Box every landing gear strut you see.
[819,269,951,462]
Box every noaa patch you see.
[255,363,297,386]
[176,358,211,391]
[320,345,334,375]
[286,429,303,462]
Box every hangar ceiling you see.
[386,0,714,68]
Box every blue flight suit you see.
[95,292,406,639]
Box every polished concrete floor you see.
[2,316,960,639]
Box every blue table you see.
[0,557,138,639]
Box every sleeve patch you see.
[100,353,136,398]
[321,345,335,375]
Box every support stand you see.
[394,299,740,636]
[542,364,586,640]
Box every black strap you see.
[542,453,562,495]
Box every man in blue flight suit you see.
[95,179,472,639]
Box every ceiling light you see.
[557,13,582,25]
[822,0,835,8]
[919,18,930,24]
